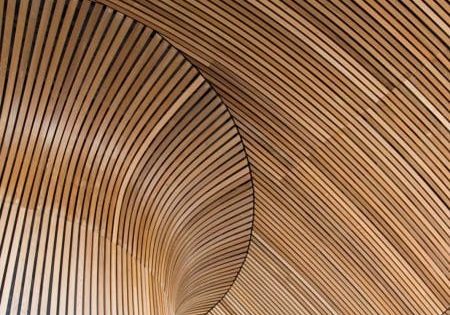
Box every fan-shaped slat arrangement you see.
[1,0,449,315]
[99,1,449,314]
[0,1,253,314]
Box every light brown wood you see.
[98,1,449,314]
[0,1,253,314]
[1,0,449,314]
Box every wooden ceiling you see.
[0,1,253,314]
[0,0,449,315]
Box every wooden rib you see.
[97,1,449,315]
[0,1,254,314]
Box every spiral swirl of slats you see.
[1,0,449,315]
[101,1,449,314]
[0,1,254,314]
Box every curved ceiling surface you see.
[1,0,449,315]
[0,1,253,314]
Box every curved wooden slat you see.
[98,1,449,314]
[0,1,253,314]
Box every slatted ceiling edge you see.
[0,0,254,314]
